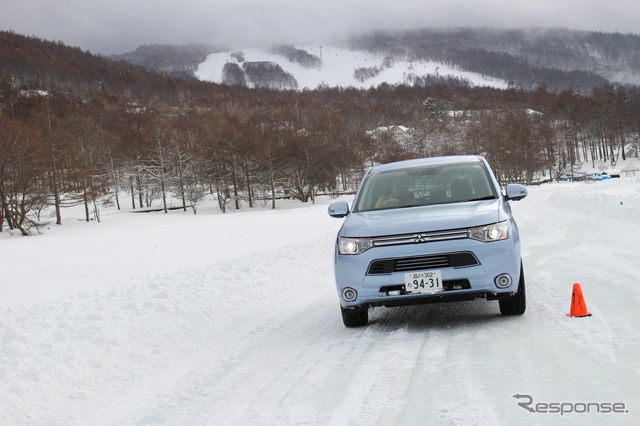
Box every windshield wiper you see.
[467,195,497,201]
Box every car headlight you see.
[469,220,510,242]
[338,237,373,255]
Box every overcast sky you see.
[2,0,639,54]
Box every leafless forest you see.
[2,31,639,235]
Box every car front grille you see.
[367,252,479,275]
[372,228,468,247]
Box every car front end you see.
[328,155,528,327]
[334,202,522,310]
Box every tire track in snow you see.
[103,241,341,425]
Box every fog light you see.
[342,287,358,302]
[495,274,512,288]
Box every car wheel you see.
[341,306,368,327]
[499,264,526,315]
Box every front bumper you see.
[334,237,521,309]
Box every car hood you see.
[342,199,505,237]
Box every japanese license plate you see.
[404,270,443,294]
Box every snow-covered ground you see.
[1,174,640,425]
[195,46,509,90]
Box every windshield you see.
[354,162,497,212]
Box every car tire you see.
[341,306,369,327]
[499,263,526,315]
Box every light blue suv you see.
[328,155,528,327]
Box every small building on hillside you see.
[367,125,417,145]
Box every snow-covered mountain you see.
[114,27,640,93]
[111,43,216,80]
[194,45,509,90]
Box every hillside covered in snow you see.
[114,28,640,93]
[194,45,509,91]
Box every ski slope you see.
[1,176,639,425]
[195,46,509,90]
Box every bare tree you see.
[0,117,50,235]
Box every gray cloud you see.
[2,0,639,54]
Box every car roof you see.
[369,155,485,173]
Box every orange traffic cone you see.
[567,283,592,317]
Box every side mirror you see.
[328,201,350,218]
[505,184,528,201]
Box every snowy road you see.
[1,179,639,425]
